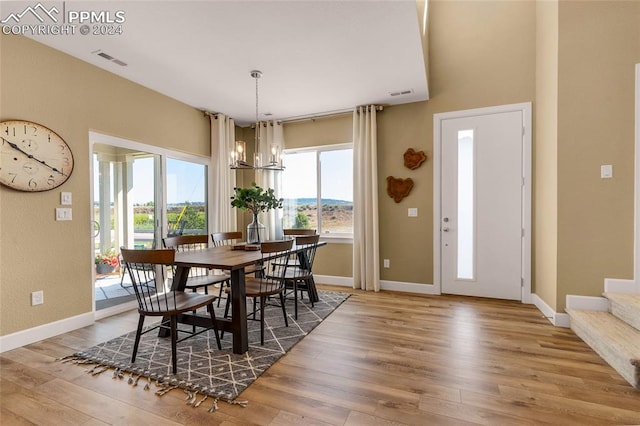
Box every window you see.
[166,158,207,236]
[281,144,353,237]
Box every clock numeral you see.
[8,172,17,183]
[47,176,55,186]
[28,179,37,189]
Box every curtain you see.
[254,120,284,240]
[352,105,380,292]
[210,113,237,233]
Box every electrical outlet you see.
[383,259,390,268]
[31,290,44,306]
[408,208,418,217]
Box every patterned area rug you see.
[63,290,349,408]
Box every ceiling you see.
[2,1,429,126]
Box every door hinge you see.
[521,277,524,287]
[521,228,525,237]
[522,126,526,136]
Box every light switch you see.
[61,192,72,205]
[55,208,72,221]
[408,208,418,217]
[601,165,613,179]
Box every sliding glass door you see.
[91,137,209,312]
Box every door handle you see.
[443,227,450,232]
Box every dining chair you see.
[223,239,294,345]
[284,234,320,319]
[120,248,222,374]
[162,234,230,295]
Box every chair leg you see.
[207,304,222,350]
[221,293,231,340]
[170,315,178,374]
[294,280,299,320]
[217,281,226,307]
[279,292,289,327]
[131,315,145,363]
[260,296,266,345]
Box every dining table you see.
[163,241,325,354]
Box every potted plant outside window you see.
[231,182,283,244]
[95,250,119,274]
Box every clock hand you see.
[1,136,67,177]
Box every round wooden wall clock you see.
[0,120,74,192]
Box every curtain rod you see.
[281,105,383,124]
[203,106,383,123]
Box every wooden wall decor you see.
[403,148,427,170]
[386,176,414,203]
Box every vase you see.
[247,213,266,244]
[96,263,116,274]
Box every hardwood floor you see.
[2,286,639,425]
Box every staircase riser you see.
[609,301,640,332]
[569,316,640,388]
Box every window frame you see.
[282,142,353,243]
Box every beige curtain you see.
[352,105,380,291]
[254,120,284,240]
[210,113,237,233]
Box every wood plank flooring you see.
[2,286,639,425]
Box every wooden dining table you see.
[166,241,325,354]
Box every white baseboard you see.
[531,294,570,328]
[315,275,439,295]
[0,312,94,353]
[604,278,638,294]
[314,274,353,287]
[380,280,439,294]
[566,295,609,311]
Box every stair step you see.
[567,309,640,388]
[605,293,640,332]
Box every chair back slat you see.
[163,234,210,278]
[259,239,294,294]
[121,248,179,314]
[293,234,320,277]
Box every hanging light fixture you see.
[231,70,284,171]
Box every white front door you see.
[437,105,530,300]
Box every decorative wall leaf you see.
[403,148,427,170]
[386,176,414,203]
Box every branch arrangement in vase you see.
[231,182,283,243]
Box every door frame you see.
[89,131,211,317]
[433,102,532,303]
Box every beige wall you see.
[555,0,639,310]
[534,0,559,309]
[0,34,209,335]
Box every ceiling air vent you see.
[389,89,413,97]
[92,50,128,67]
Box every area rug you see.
[61,290,349,410]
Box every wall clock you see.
[0,120,74,192]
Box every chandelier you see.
[230,70,284,171]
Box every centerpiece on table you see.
[231,182,283,244]
[95,250,119,274]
